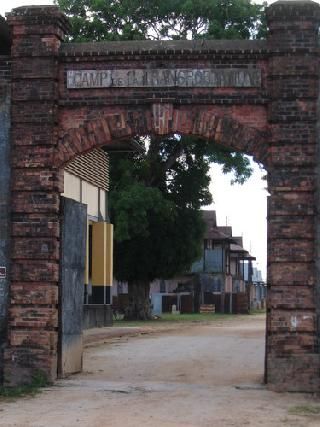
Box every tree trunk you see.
[124,280,152,320]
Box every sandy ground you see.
[1,314,320,427]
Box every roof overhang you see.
[230,243,247,253]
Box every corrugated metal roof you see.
[218,226,233,237]
[230,243,247,253]
[232,236,244,247]
[201,211,256,260]
[64,148,109,191]
[202,211,235,242]
[230,237,256,260]
[206,228,235,241]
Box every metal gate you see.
[58,197,87,377]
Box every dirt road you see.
[1,314,320,427]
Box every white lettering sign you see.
[67,68,261,89]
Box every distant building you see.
[149,210,266,315]
[63,142,141,327]
[62,148,113,327]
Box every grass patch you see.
[288,405,320,416]
[114,312,237,327]
[249,308,266,315]
[159,313,234,322]
[0,371,49,401]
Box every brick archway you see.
[56,106,268,168]
[2,1,320,392]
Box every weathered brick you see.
[11,124,57,146]
[9,306,58,329]
[10,282,58,305]
[268,262,315,286]
[269,56,318,77]
[11,214,60,238]
[12,169,63,192]
[11,237,59,260]
[4,347,58,386]
[268,167,315,191]
[268,99,317,123]
[12,146,55,168]
[152,103,173,135]
[11,102,57,124]
[270,122,316,145]
[12,80,58,102]
[269,145,316,167]
[267,333,316,355]
[10,36,62,57]
[269,309,316,334]
[269,77,318,99]
[12,191,60,214]
[268,216,314,240]
[12,57,58,79]
[267,354,320,393]
[11,260,59,282]
[268,285,315,310]
[9,330,58,350]
[268,239,314,263]
[268,192,314,216]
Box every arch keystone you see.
[152,103,174,135]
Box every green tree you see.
[56,0,266,41]
[109,137,251,319]
[57,0,266,319]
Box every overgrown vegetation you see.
[0,371,49,401]
[249,308,266,315]
[288,405,320,416]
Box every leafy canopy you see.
[109,135,252,282]
[56,0,266,42]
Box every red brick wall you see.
[5,6,68,385]
[266,0,320,391]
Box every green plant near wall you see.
[0,370,49,400]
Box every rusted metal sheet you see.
[59,197,87,377]
[180,295,193,314]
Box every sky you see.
[2,0,316,281]
[209,161,267,280]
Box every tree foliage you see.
[110,136,211,282]
[109,135,253,284]
[56,0,266,42]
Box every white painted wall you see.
[63,171,107,221]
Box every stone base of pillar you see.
[267,354,320,392]
[3,347,57,387]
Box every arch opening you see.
[59,118,268,384]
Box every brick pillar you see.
[0,56,11,384]
[266,0,320,392]
[5,6,69,385]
